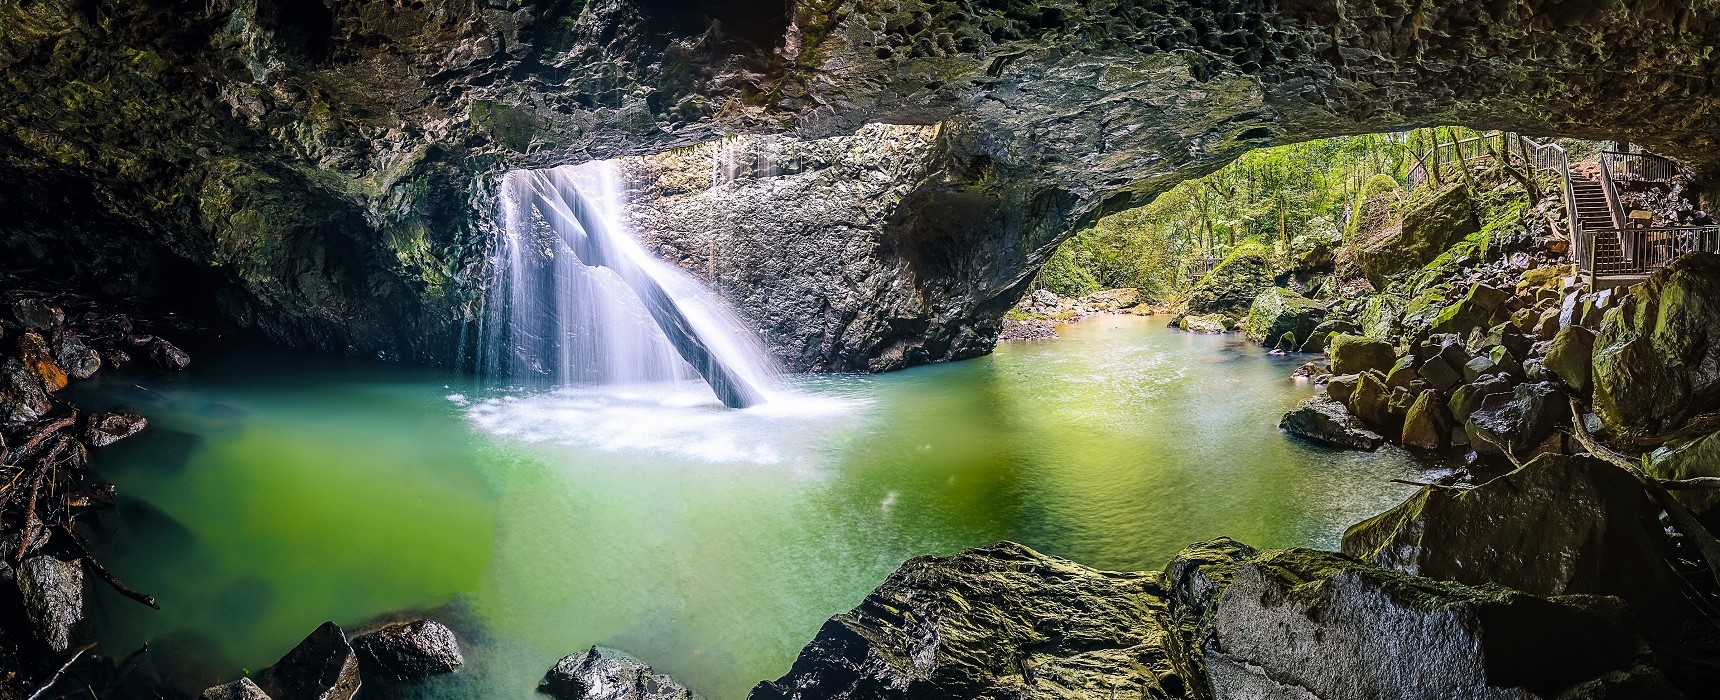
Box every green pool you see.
[74,315,1433,699]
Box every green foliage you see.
[1042,131,1441,297]
[1036,242,1102,297]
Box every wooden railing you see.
[1596,153,1628,231]
[1580,226,1720,277]
[1407,132,1507,189]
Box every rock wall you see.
[619,123,1042,371]
[5,0,1720,368]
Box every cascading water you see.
[479,160,778,408]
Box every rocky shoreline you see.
[0,281,203,697]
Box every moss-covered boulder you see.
[1242,287,1326,349]
[1430,284,1513,337]
[1344,454,1687,620]
[1327,334,1396,376]
[1182,242,1276,321]
[1546,325,1597,396]
[1593,252,1720,438]
[1178,313,1231,334]
[1354,184,1480,290]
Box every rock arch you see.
[1,0,1716,367]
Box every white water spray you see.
[479,161,780,408]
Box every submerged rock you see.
[351,619,463,681]
[749,541,1178,700]
[1343,454,1684,619]
[541,647,699,700]
[1280,396,1384,451]
[1593,252,1720,438]
[258,621,361,700]
[17,555,84,653]
[200,678,273,700]
[84,412,148,447]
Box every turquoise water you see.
[74,316,1434,698]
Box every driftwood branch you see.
[1389,478,1473,491]
[1569,398,1720,587]
[1659,477,1720,491]
[60,526,157,609]
[26,642,96,700]
[1633,411,1720,447]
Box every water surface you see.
[76,316,1434,699]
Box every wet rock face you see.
[1343,454,1686,620]
[350,619,463,681]
[541,647,699,700]
[7,1,1720,369]
[16,556,84,654]
[761,538,1653,700]
[1197,549,1634,700]
[749,541,1182,700]
[620,124,1022,371]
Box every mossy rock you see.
[1184,242,1276,320]
[1354,184,1479,290]
[1242,287,1325,348]
[1593,253,1720,438]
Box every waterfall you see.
[480,161,778,408]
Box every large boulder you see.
[17,555,84,653]
[258,622,362,700]
[1465,382,1566,456]
[1279,395,1384,451]
[1343,454,1686,620]
[1327,334,1396,376]
[1182,243,1277,321]
[1593,252,1720,438]
[351,619,463,681]
[541,647,698,700]
[1188,546,1635,700]
[748,542,1178,700]
[1242,287,1326,349]
[1355,184,1480,289]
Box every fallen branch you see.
[26,642,96,700]
[60,525,158,609]
[1659,477,1720,491]
[1570,398,1720,588]
[1389,478,1473,491]
[1633,410,1720,447]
